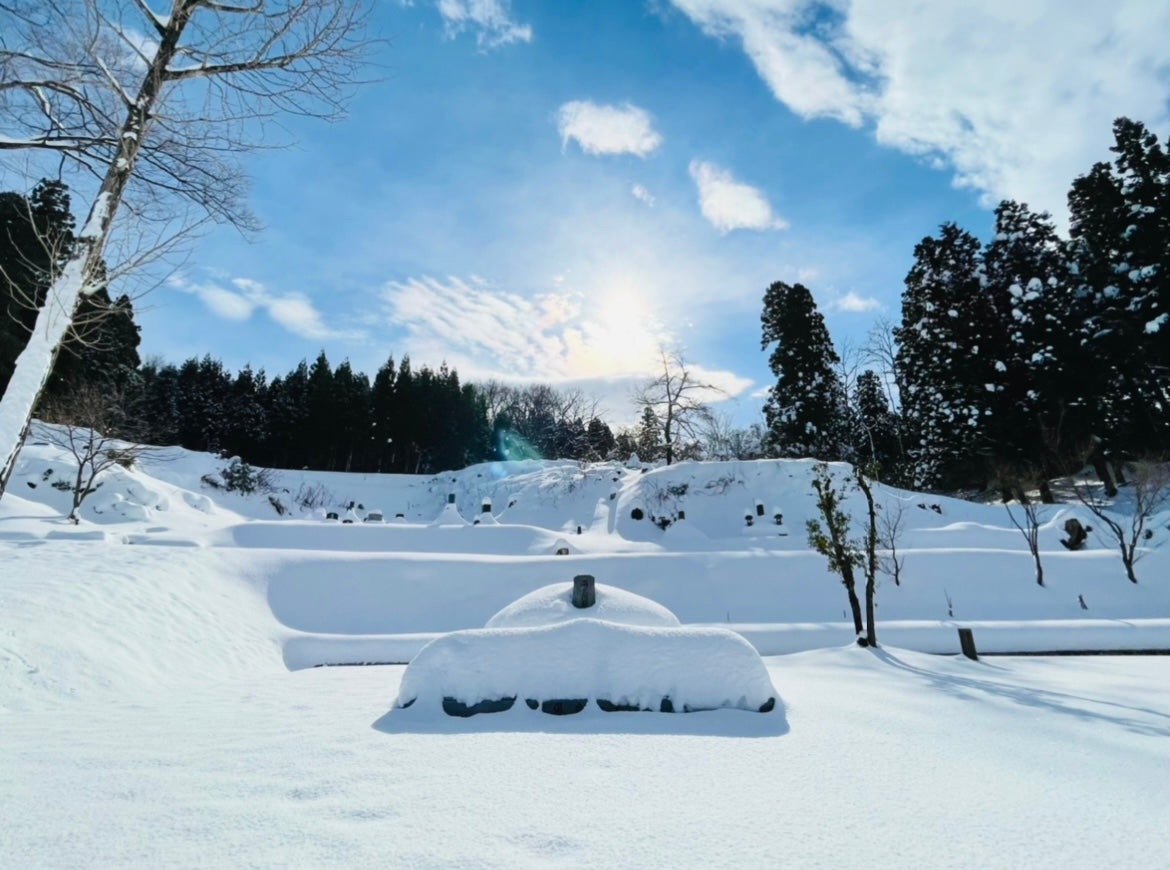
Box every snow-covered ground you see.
[3,427,1169,866]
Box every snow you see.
[394,619,777,713]
[3,429,1170,865]
[486,581,681,628]
[1145,313,1167,333]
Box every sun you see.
[589,287,661,375]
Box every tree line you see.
[128,354,617,474]
[761,117,1170,496]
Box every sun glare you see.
[587,287,660,375]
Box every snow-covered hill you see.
[3,423,1169,867]
[3,421,1169,700]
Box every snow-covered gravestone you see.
[392,579,779,718]
[430,493,468,527]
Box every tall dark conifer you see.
[895,224,996,489]
[761,281,850,460]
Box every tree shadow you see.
[870,647,1170,737]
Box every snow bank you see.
[486,581,681,629]
[394,619,777,714]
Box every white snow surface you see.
[395,619,776,713]
[486,581,681,628]
[3,427,1170,866]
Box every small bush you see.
[220,459,276,494]
[221,459,259,493]
[105,448,136,469]
[294,482,334,511]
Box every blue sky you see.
[135,0,1170,425]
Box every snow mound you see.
[394,619,777,714]
[430,500,468,527]
[486,581,681,629]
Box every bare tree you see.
[863,317,903,415]
[998,465,1048,586]
[854,465,879,647]
[806,462,864,641]
[634,346,723,465]
[877,499,906,586]
[1004,499,1047,587]
[0,0,374,500]
[1072,460,1170,583]
[39,383,156,522]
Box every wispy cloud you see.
[827,290,881,313]
[381,274,754,420]
[671,0,1170,220]
[170,275,364,341]
[631,183,656,206]
[436,0,532,48]
[688,160,787,233]
[557,101,663,157]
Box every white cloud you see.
[670,0,1170,220]
[827,290,881,313]
[557,101,663,157]
[174,280,254,321]
[631,184,656,206]
[436,0,532,48]
[380,274,754,422]
[688,160,788,233]
[170,275,363,341]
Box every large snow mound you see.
[486,581,681,629]
[394,619,778,714]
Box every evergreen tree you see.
[1068,118,1170,458]
[980,200,1072,481]
[305,351,336,469]
[853,369,901,477]
[895,224,996,489]
[370,355,397,472]
[586,417,616,460]
[635,406,661,461]
[332,359,371,472]
[0,181,74,367]
[222,365,268,460]
[175,355,232,453]
[760,281,850,460]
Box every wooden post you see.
[958,628,978,660]
[572,574,596,609]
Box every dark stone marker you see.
[572,574,596,608]
[958,628,978,661]
[525,698,539,710]
[596,699,643,712]
[677,510,686,521]
[442,695,516,717]
[756,503,765,516]
[325,511,338,520]
[541,698,588,715]
[481,501,491,513]
[1061,518,1089,551]
[659,697,675,713]
[447,493,455,504]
